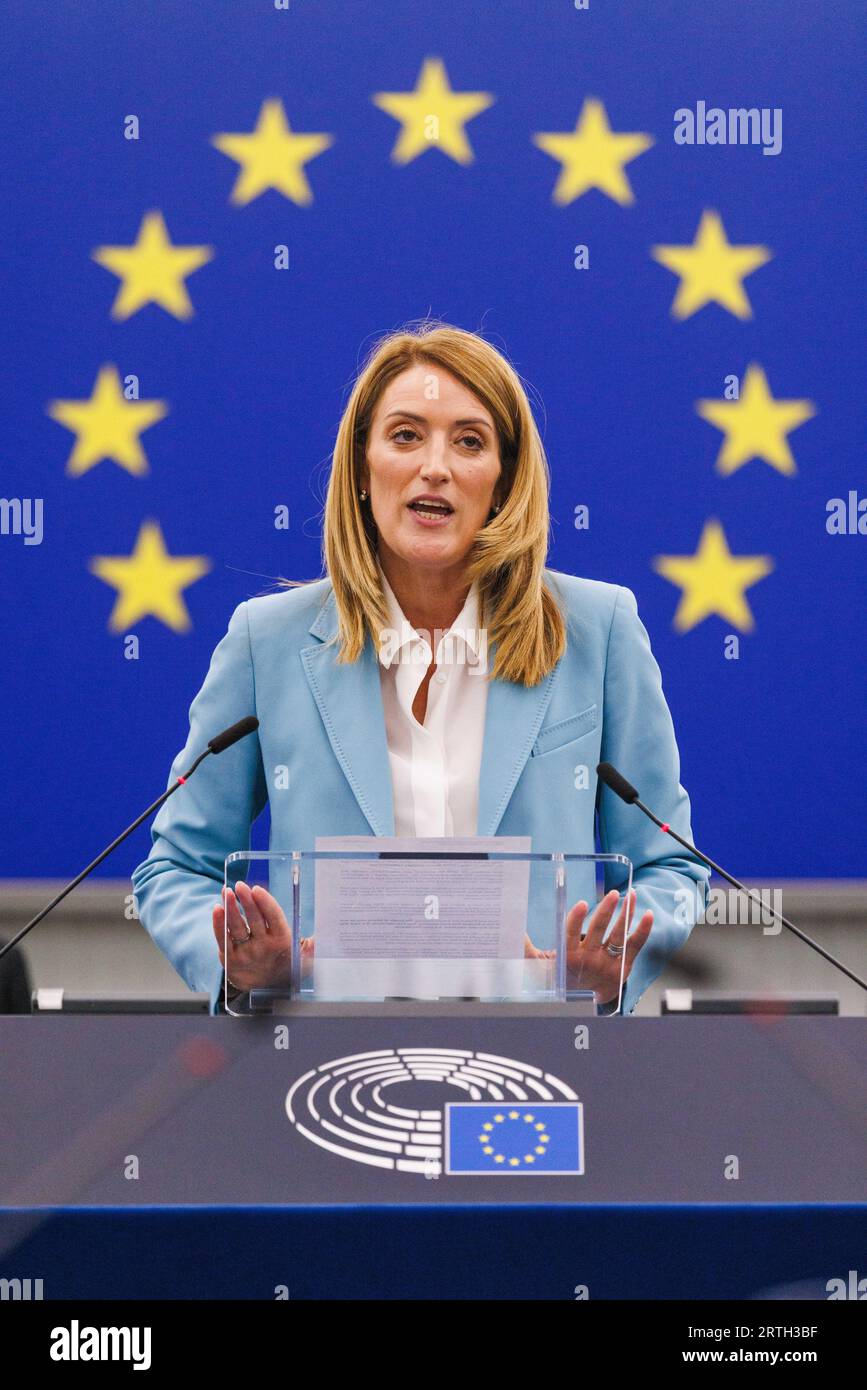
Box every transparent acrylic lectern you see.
[222,849,637,1017]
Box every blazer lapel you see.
[476,655,559,835]
[301,587,396,836]
[301,583,559,839]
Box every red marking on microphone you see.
[178,775,187,785]
[660,822,670,833]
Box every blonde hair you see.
[292,320,566,687]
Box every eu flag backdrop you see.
[0,1,864,881]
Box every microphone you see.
[596,762,867,992]
[596,762,639,805]
[208,715,259,755]
[0,717,260,965]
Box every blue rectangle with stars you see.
[446,1103,584,1176]
[0,1,864,885]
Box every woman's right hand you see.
[212,881,294,994]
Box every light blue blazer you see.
[132,570,709,1015]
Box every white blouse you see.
[376,566,489,837]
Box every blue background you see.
[0,0,863,879]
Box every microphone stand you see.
[0,717,259,965]
[597,762,867,993]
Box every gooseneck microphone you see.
[596,761,867,993]
[0,716,260,965]
[206,716,259,755]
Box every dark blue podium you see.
[1,1011,864,1299]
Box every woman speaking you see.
[132,322,708,1015]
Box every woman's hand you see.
[565,889,652,1005]
[211,881,294,994]
[524,933,556,961]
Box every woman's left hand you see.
[565,889,653,1005]
[524,934,556,961]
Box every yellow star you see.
[508,1157,520,1167]
[90,521,211,632]
[533,98,654,206]
[92,212,213,321]
[212,98,333,205]
[654,520,774,633]
[651,210,771,320]
[494,1154,505,1164]
[372,57,494,165]
[697,365,816,476]
[47,366,168,477]
[524,1155,536,1164]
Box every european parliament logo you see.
[446,1102,584,1176]
[285,1047,582,1177]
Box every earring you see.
[493,503,501,513]
[359,489,368,501]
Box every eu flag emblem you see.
[445,1103,583,1175]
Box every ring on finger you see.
[605,943,624,958]
[229,923,253,945]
